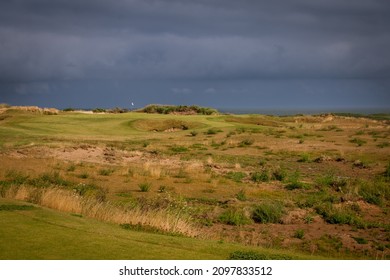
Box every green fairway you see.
[0,111,231,141]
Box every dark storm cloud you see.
[0,0,389,83]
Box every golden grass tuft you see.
[40,188,83,213]
[2,185,198,237]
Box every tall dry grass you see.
[2,185,198,237]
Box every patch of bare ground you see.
[203,216,388,258]
[1,144,199,173]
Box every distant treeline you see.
[138,104,219,115]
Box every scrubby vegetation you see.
[0,106,389,259]
[139,104,218,115]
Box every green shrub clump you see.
[219,209,251,226]
[315,203,364,227]
[139,182,151,192]
[251,201,285,224]
[251,170,270,183]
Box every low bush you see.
[293,229,305,239]
[272,167,287,181]
[358,179,389,206]
[297,153,311,162]
[315,203,365,228]
[73,183,107,202]
[315,173,348,191]
[206,128,219,135]
[239,139,254,147]
[5,170,29,185]
[352,237,368,244]
[67,164,76,172]
[251,201,285,224]
[29,172,70,188]
[139,182,151,192]
[219,209,251,226]
[77,172,89,179]
[251,170,270,183]
[296,191,339,208]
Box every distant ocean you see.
[217,107,390,116]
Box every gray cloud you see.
[0,0,389,84]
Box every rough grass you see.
[132,119,201,132]
[1,108,389,259]
[0,198,313,259]
[1,180,197,237]
[219,209,252,226]
[251,201,285,224]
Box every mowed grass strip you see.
[0,110,232,144]
[0,198,312,260]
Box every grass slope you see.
[0,198,311,260]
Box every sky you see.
[0,0,389,112]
